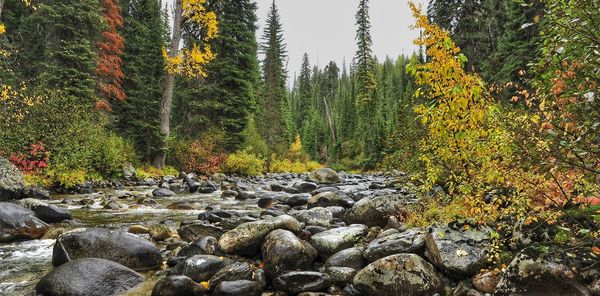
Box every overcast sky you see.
[254,0,428,84]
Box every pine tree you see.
[294,53,312,130]
[257,0,288,152]
[114,0,167,161]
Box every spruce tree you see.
[294,53,312,131]
[258,0,288,152]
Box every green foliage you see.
[242,116,269,158]
[222,149,265,176]
[135,165,179,180]
[168,129,227,175]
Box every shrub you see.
[169,130,227,175]
[222,149,264,176]
[269,157,322,173]
[8,141,49,175]
[46,168,88,189]
[89,132,136,178]
[135,165,179,180]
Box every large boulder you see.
[52,228,162,270]
[363,228,425,262]
[344,194,408,227]
[178,222,226,242]
[293,182,318,193]
[262,229,318,278]
[168,255,233,283]
[218,215,302,256]
[208,262,259,291]
[151,275,207,296]
[35,258,144,296]
[19,198,71,223]
[310,225,369,256]
[324,247,366,270]
[495,245,598,296]
[307,191,354,209]
[290,207,333,227]
[214,280,262,296]
[0,157,24,201]
[353,254,444,296]
[424,226,491,278]
[153,188,176,197]
[307,168,342,184]
[273,271,330,294]
[0,202,48,243]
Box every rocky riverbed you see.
[0,165,598,296]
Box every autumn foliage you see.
[96,0,126,111]
[8,142,49,175]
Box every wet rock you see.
[308,191,354,209]
[310,224,368,256]
[284,194,310,207]
[221,190,238,198]
[152,275,207,296]
[325,267,356,284]
[19,198,71,223]
[353,254,444,296]
[218,215,302,256]
[180,236,218,256]
[270,184,285,191]
[495,245,598,296]
[53,228,162,270]
[150,224,172,241]
[35,258,144,296]
[104,200,124,210]
[424,226,491,278]
[214,280,262,296]
[471,270,501,294]
[283,187,300,194]
[22,186,50,200]
[258,197,275,209]
[343,194,408,227]
[273,271,330,294]
[305,225,327,235]
[208,262,258,291]
[153,187,176,197]
[0,202,48,243]
[0,157,24,201]
[307,168,342,184]
[262,229,318,278]
[324,247,366,269]
[128,225,150,234]
[178,222,225,241]
[169,255,233,282]
[364,227,425,262]
[167,201,204,210]
[293,182,318,193]
[291,207,333,227]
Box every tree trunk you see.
[153,0,183,168]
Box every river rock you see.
[472,270,501,294]
[343,194,408,227]
[262,229,318,278]
[178,236,218,257]
[178,222,225,241]
[307,168,342,184]
[273,271,330,294]
[353,254,444,296]
[291,207,333,227]
[35,258,144,296]
[214,280,262,296]
[22,186,51,200]
[495,245,598,296]
[149,224,172,240]
[208,262,259,291]
[308,191,354,209]
[169,255,233,282]
[324,247,366,269]
[310,224,368,256]
[364,227,425,262]
[293,182,318,193]
[218,214,302,256]
[153,187,176,197]
[424,226,491,278]
[52,228,162,270]
[151,275,207,296]
[326,267,357,284]
[167,201,204,210]
[18,198,71,223]
[0,202,49,243]
[284,194,310,207]
[0,157,24,201]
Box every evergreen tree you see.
[294,53,312,130]
[114,0,166,161]
[258,0,288,152]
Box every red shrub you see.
[9,142,49,174]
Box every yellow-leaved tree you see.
[154,0,218,168]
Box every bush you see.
[89,132,136,178]
[135,165,179,180]
[269,157,322,173]
[169,129,227,175]
[222,149,264,176]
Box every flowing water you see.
[0,175,381,296]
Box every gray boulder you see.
[52,228,162,270]
[344,194,408,227]
[308,191,354,209]
[153,188,176,197]
[424,226,491,278]
[0,202,48,243]
[262,229,318,278]
[293,182,318,193]
[178,222,225,241]
[218,215,302,256]
[324,247,366,269]
[168,255,233,283]
[208,262,258,291]
[291,207,333,227]
[0,157,24,201]
[364,227,425,262]
[35,258,144,296]
[273,271,330,294]
[310,225,369,256]
[151,275,207,296]
[19,198,71,223]
[353,254,444,296]
[307,168,342,184]
[214,280,262,296]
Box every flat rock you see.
[363,227,425,262]
[310,225,368,256]
[0,202,48,243]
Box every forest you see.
[0,0,599,295]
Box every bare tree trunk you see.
[153,0,183,168]
[323,96,337,144]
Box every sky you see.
[254,0,428,84]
